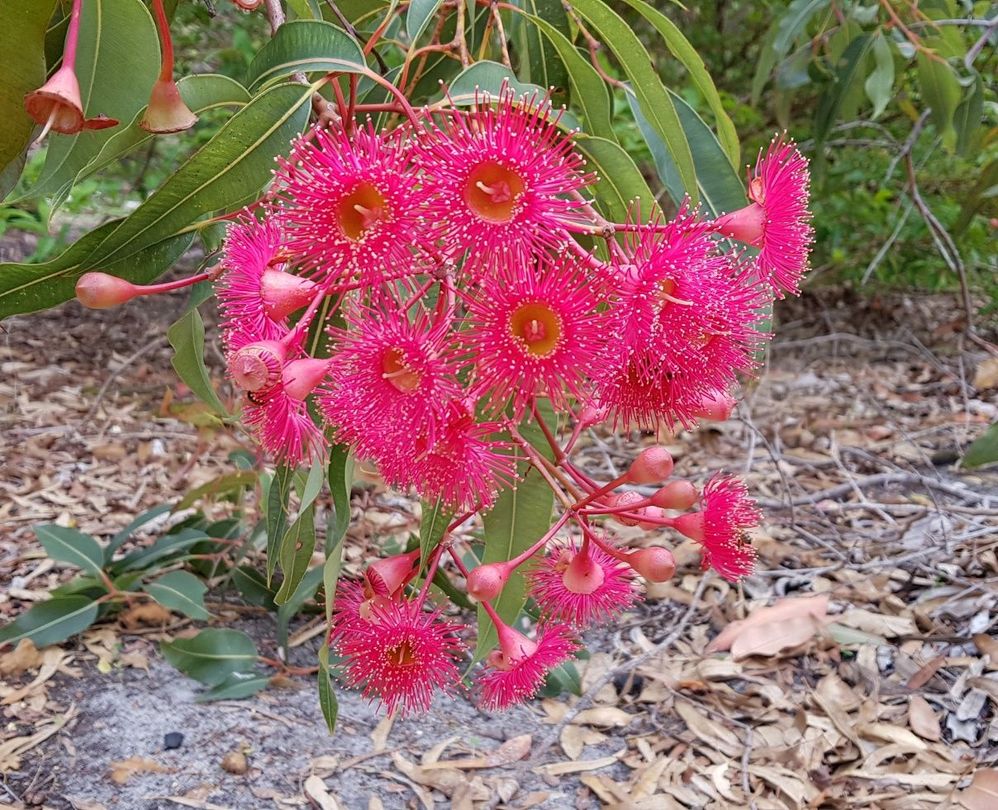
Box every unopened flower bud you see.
[228,341,285,392]
[626,446,674,484]
[467,562,510,601]
[610,491,645,526]
[75,272,140,309]
[635,506,667,530]
[650,480,698,510]
[577,401,608,430]
[626,547,676,582]
[282,358,330,401]
[260,270,316,322]
[694,390,736,422]
[673,512,705,543]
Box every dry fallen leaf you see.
[572,706,634,728]
[303,774,341,810]
[908,695,941,741]
[972,634,998,661]
[220,751,248,775]
[958,768,998,810]
[0,639,44,676]
[538,753,621,776]
[109,755,173,784]
[560,725,606,760]
[370,712,394,752]
[973,357,998,390]
[706,594,830,655]
[119,602,172,630]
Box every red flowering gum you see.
[528,539,636,628]
[713,136,813,297]
[242,357,330,466]
[419,86,592,276]
[597,206,766,429]
[465,255,606,413]
[276,124,427,285]
[478,622,578,711]
[217,217,315,350]
[320,299,461,463]
[673,474,759,581]
[410,402,515,511]
[335,599,466,717]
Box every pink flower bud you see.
[467,562,510,601]
[577,401,608,429]
[75,272,140,309]
[228,341,286,392]
[282,358,330,401]
[714,203,766,248]
[650,480,698,510]
[140,78,198,134]
[635,506,667,530]
[694,390,736,422]
[610,491,645,526]
[365,549,420,598]
[626,446,674,484]
[260,270,316,322]
[626,547,676,582]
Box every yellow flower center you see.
[509,301,563,358]
[337,181,386,241]
[465,161,525,223]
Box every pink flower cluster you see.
[206,85,811,714]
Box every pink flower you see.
[275,123,428,285]
[335,598,466,716]
[528,538,636,628]
[478,622,578,710]
[597,206,765,429]
[320,298,461,462]
[242,356,330,466]
[713,136,813,297]
[216,216,315,351]
[465,255,606,413]
[409,402,515,511]
[674,474,759,581]
[418,85,592,276]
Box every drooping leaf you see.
[317,644,339,732]
[406,0,444,44]
[266,465,294,584]
[613,0,739,168]
[528,14,613,139]
[160,628,258,686]
[568,0,697,202]
[143,571,210,620]
[627,88,745,217]
[475,404,556,660]
[245,19,368,90]
[574,134,655,223]
[864,32,894,120]
[275,504,317,605]
[0,0,57,198]
[774,0,830,56]
[277,564,324,650]
[515,0,570,107]
[34,525,105,579]
[167,306,228,417]
[0,82,313,318]
[0,597,100,648]
[326,444,353,553]
[814,34,873,150]
[953,72,983,156]
[104,503,173,563]
[24,0,161,207]
[916,51,960,143]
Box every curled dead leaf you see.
[109,755,173,784]
[0,639,44,676]
[907,695,941,741]
[706,595,830,655]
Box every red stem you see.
[150,0,175,82]
[63,0,84,69]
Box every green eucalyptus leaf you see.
[0,597,99,648]
[317,644,339,732]
[0,0,56,198]
[168,307,228,417]
[515,0,570,106]
[917,51,961,143]
[774,0,830,56]
[953,72,983,156]
[963,424,998,469]
[406,0,444,44]
[246,20,367,90]
[143,571,210,620]
[160,628,258,686]
[574,134,655,223]
[814,34,873,149]
[327,444,353,553]
[475,404,556,660]
[195,671,270,702]
[419,499,453,570]
[613,0,739,168]
[864,33,894,120]
[104,503,173,563]
[266,465,295,584]
[567,0,697,202]
[446,60,546,104]
[275,505,316,605]
[34,525,105,579]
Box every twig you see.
[523,576,711,767]
[965,15,998,69]
[751,471,984,507]
[325,0,389,73]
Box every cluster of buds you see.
[23,0,196,140]
[77,80,812,714]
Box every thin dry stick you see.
[80,337,168,427]
[524,576,711,767]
